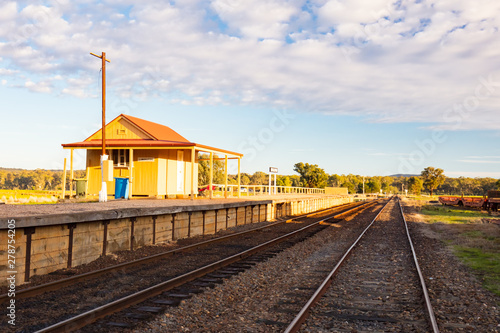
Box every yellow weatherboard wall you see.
[86,148,197,197]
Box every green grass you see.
[452,246,500,297]
[418,203,500,298]
[421,205,491,224]
[461,230,484,238]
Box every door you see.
[157,158,167,196]
[177,151,184,193]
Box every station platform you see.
[0,194,344,227]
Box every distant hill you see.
[0,167,26,172]
[388,174,419,178]
[0,167,77,172]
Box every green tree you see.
[4,173,14,189]
[356,182,364,193]
[341,182,356,194]
[479,178,497,195]
[380,176,393,191]
[365,178,381,194]
[328,174,342,187]
[391,176,406,194]
[440,177,458,195]
[251,171,268,185]
[240,174,251,185]
[407,176,423,195]
[52,172,63,190]
[457,177,474,195]
[277,175,292,187]
[289,175,301,187]
[293,162,328,188]
[198,154,225,185]
[421,167,445,196]
[386,185,397,194]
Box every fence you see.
[198,184,326,197]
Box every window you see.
[112,149,129,167]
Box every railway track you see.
[284,197,439,333]
[4,200,377,332]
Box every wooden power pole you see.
[90,52,110,156]
[91,51,111,202]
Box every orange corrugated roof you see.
[120,114,190,143]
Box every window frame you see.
[112,149,130,167]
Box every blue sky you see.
[1,0,500,178]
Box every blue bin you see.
[114,177,129,199]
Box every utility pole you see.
[91,51,111,202]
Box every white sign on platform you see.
[269,167,278,195]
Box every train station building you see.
[61,114,243,199]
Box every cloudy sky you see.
[1,0,500,177]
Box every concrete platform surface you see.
[0,194,336,228]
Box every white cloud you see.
[0,68,18,75]
[0,1,499,131]
[61,87,87,98]
[211,0,300,39]
[317,0,391,27]
[25,79,52,93]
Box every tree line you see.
[0,168,85,191]
[199,161,499,196]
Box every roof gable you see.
[122,114,190,143]
[85,114,190,143]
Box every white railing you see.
[198,184,326,196]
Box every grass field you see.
[0,189,60,204]
[421,205,492,224]
[415,199,500,297]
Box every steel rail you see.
[284,197,393,333]
[398,198,440,333]
[1,201,370,303]
[34,201,380,333]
